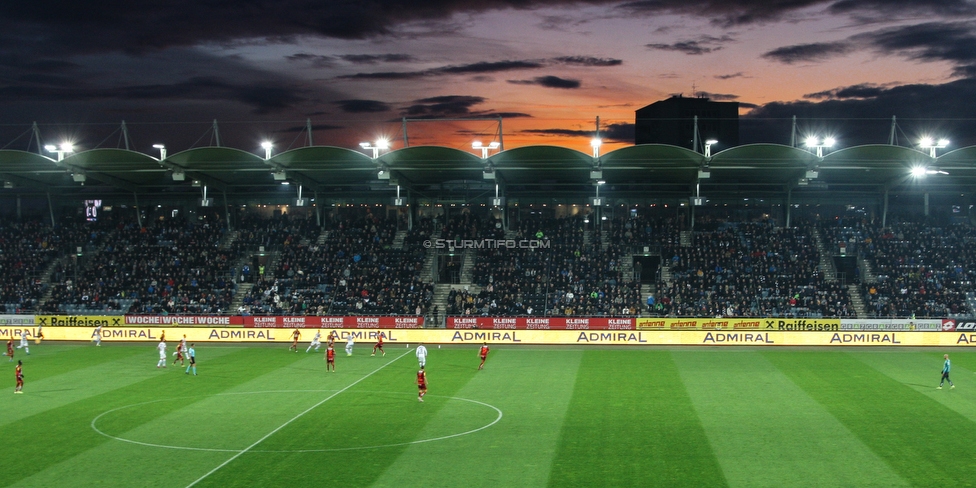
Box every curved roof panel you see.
[490,146,593,184]
[0,150,72,190]
[380,146,484,184]
[709,144,815,168]
[270,146,378,187]
[601,144,702,167]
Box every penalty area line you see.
[185,348,413,488]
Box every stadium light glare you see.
[153,144,167,160]
[704,139,718,158]
[261,141,273,160]
[473,141,500,159]
[919,137,949,157]
[805,136,834,158]
[591,138,602,159]
[45,142,74,161]
[360,140,389,159]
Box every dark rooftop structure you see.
[636,95,740,150]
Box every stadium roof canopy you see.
[0,143,974,203]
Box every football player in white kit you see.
[156,340,167,368]
[306,330,322,353]
[16,330,29,355]
[415,342,428,368]
[93,325,103,346]
[345,334,355,356]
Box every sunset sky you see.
[2,0,975,157]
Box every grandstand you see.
[0,140,974,321]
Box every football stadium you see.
[2,130,976,487]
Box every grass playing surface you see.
[2,343,976,487]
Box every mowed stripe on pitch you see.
[373,348,584,488]
[766,350,976,487]
[674,350,908,488]
[549,350,727,488]
[850,350,976,423]
[187,349,468,487]
[4,347,313,487]
[0,345,158,427]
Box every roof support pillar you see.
[314,191,321,227]
[46,192,54,227]
[223,190,231,231]
[786,187,793,229]
[882,188,889,228]
[133,192,143,228]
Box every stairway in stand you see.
[847,284,867,318]
[392,230,407,249]
[229,283,254,313]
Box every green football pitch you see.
[2,343,976,487]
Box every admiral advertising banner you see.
[31,327,976,346]
[446,316,634,330]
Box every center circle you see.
[91,390,502,453]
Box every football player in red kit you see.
[325,345,336,372]
[478,342,489,370]
[15,360,24,393]
[417,366,427,402]
[289,329,301,352]
[371,332,385,357]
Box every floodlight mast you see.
[360,139,389,159]
[704,139,718,158]
[473,141,500,159]
[919,137,949,158]
[45,142,73,161]
[804,136,834,158]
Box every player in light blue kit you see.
[938,354,955,389]
[185,344,197,375]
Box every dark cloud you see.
[278,123,344,133]
[764,20,976,74]
[286,53,336,68]
[520,122,633,143]
[743,78,976,147]
[0,76,306,114]
[715,72,745,80]
[508,76,581,89]
[804,83,886,100]
[853,21,976,76]
[619,0,826,27]
[338,54,415,64]
[338,60,544,80]
[601,123,635,143]
[646,35,734,55]
[762,41,854,64]
[336,99,391,113]
[551,56,623,66]
[288,52,414,68]
[403,95,487,117]
[829,0,976,20]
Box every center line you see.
[186,348,413,488]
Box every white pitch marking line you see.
[185,348,413,488]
